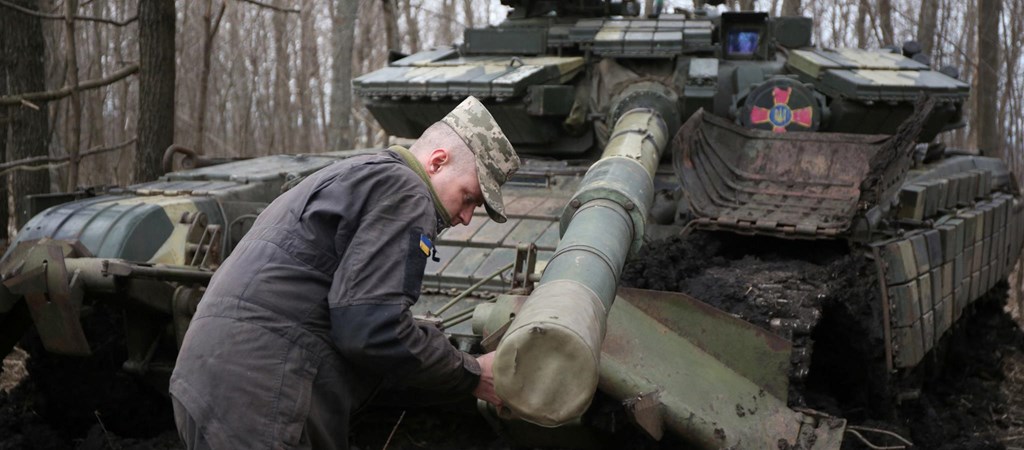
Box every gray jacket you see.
[169,150,481,450]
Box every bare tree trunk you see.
[955,0,979,149]
[439,0,453,46]
[403,0,421,53]
[976,0,1002,157]
[228,5,248,156]
[86,1,104,155]
[382,0,400,52]
[781,0,801,15]
[1,0,49,234]
[63,0,82,191]
[196,0,225,155]
[877,0,895,46]
[462,0,475,27]
[356,3,376,147]
[113,0,132,185]
[329,0,357,151]
[272,5,291,152]
[856,0,870,47]
[298,0,318,151]
[740,0,756,11]
[917,0,940,57]
[0,55,5,240]
[1000,0,1022,162]
[136,0,176,182]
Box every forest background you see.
[0,0,1020,265]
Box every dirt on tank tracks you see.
[621,231,1024,450]
[2,231,1024,449]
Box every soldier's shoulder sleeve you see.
[329,165,434,307]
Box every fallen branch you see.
[0,64,138,106]
[0,0,137,25]
[236,0,299,13]
[0,137,136,177]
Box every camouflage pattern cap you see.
[440,96,521,223]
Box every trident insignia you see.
[748,87,814,133]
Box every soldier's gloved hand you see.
[473,351,502,407]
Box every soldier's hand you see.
[472,352,502,407]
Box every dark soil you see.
[0,303,176,450]
[2,231,1023,449]
[621,232,1024,449]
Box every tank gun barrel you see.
[492,107,669,426]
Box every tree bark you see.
[196,0,225,155]
[739,0,756,11]
[382,0,400,52]
[1000,0,1022,160]
[298,0,319,151]
[329,0,357,151]
[957,0,978,148]
[856,0,869,47]
[917,0,940,58]
[136,0,176,182]
[64,0,82,191]
[976,0,1002,157]
[403,0,421,53]
[461,0,474,27]
[780,0,800,16]
[1,0,49,233]
[877,0,895,46]
[0,51,5,239]
[113,0,132,184]
[438,0,453,46]
[272,3,291,152]
[86,0,104,154]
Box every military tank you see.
[1,0,1021,448]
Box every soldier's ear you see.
[427,148,449,174]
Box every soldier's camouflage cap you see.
[441,96,520,223]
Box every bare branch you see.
[235,0,299,14]
[210,2,227,42]
[0,137,137,177]
[20,99,40,110]
[0,0,137,26]
[0,64,138,106]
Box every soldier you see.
[169,96,520,450]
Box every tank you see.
[1,1,1021,448]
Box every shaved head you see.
[409,122,477,175]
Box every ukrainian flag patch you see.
[419,235,433,256]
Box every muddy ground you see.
[2,232,1024,449]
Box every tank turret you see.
[0,3,1019,449]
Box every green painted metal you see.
[600,289,845,449]
[615,287,792,400]
[493,108,669,427]
[1,240,90,356]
